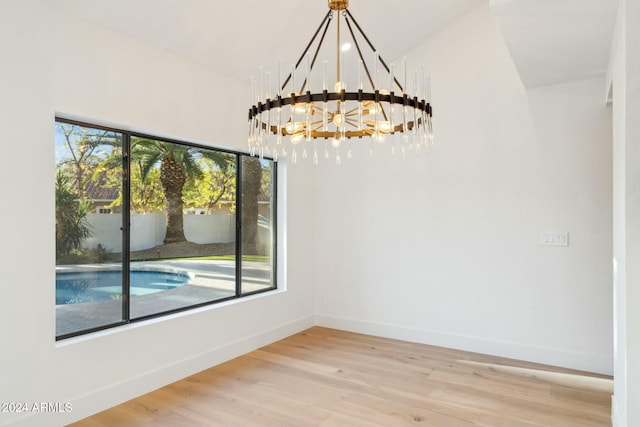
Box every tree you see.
[129,160,166,213]
[56,123,120,197]
[132,138,203,244]
[183,155,236,214]
[55,123,119,259]
[241,156,263,254]
[55,172,92,259]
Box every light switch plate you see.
[540,232,569,246]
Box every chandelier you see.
[248,0,433,163]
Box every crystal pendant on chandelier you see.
[248,0,433,163]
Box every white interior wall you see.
[624,0,640,426]
[611,0,640,424]
[313,3,613,375]
[625,0,640,422]
[610,1,626,425]
[0,2,315,426]
[0,1,619,426]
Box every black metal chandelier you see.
[248,0,433,163]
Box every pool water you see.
[56,270,190,304]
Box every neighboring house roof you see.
[84,180,119,202]
[77,173,270,204]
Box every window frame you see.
[55,117,278,340]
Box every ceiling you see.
[39,0,619,89]
[39,0,485,81]
[491,0,619,88]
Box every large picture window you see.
[55,118,277,339]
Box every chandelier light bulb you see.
[378,120,392,132]
[332,112,345,127]
[291,132,305,144]
[293,103,307,114]
[364,102,379,115]
[285,121,303,134]
[373,131,386,143]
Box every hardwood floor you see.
[69,327,612,427]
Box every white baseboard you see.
[5,315,314,427]
[315,314,613,376]
[611,394,619,427]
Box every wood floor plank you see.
[69,327,612,427]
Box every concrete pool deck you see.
[56,260,273,337]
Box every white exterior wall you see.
[84,213,236,252]
[313,3,613,375]
[0,2,314,426]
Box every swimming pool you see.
[56,270,191,304]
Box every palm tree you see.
[132,139,262,250]
[133,138,203,244]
